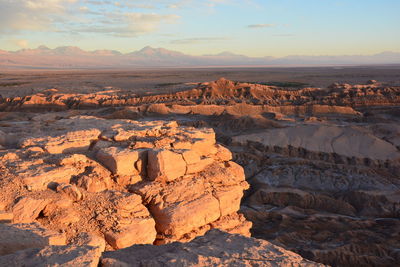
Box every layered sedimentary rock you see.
[0,115,250,250]
[232,124,400,161]
[233,133,400,266]
[1,78,398,116]
[0,78,399,266]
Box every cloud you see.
[247,24,275,29]
[12,39,29,48]
[170,37,230,44]
[124,13,180,35]
[73,12,180,37]
[0,0,77,32]
[0,0,234,39]
[0,0,180,37]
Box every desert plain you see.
[0,66,399,266]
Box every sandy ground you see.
[1,66,400,97]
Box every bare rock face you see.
[147,149,187,182]
[12,197,51,223]
[131,160,250,244]
[102,193,156,250]
[0,115,250,251]
[232,124,400,161]
[96,147,139,176]
[0,223,66,255]
[20,128,102,154]
[0,245,101,267]
[233,126,400,266]
[101,229,323,267]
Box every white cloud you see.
[73,12,180,37]
[0,0,180,37]
[0,0,77,32]
[0,0,236,38]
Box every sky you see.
[0,0,399,57]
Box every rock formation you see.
[0,115,250,251]
[0,78,399,266]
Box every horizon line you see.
[2,45,400,58]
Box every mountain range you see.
[0,46,399,69]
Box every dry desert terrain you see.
[0,67,399,266]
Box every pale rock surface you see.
[72,232,106,252]
[131,161,250,243]
[232,124,400,161]
[0,115,251,253]
[96,147,139,176]
[97,192,156,250]
[0,211,13,223]
[0,245,101,267]
[0,223,66,255]
[147,149,187,182]
[101,229,323,267]
[20,128,101,154]
[56,183,83,202]
[12,197,50,223]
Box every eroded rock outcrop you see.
[232,124,400,162]
[0,115,250,251]
[1,78,398,118]
[234,142,400,266]
[0,78,399,266]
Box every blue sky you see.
[0,0,399,56]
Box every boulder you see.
[103,193,157,249]
[73,232,106,252]
[56,183,83,202]
[132,162,250,243]
[147,149,187,182]
[105,217,156,250]
[96,147,139,176]
[12,197,50,223]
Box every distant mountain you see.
[129,46,186,58]
[0,45,399,69]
